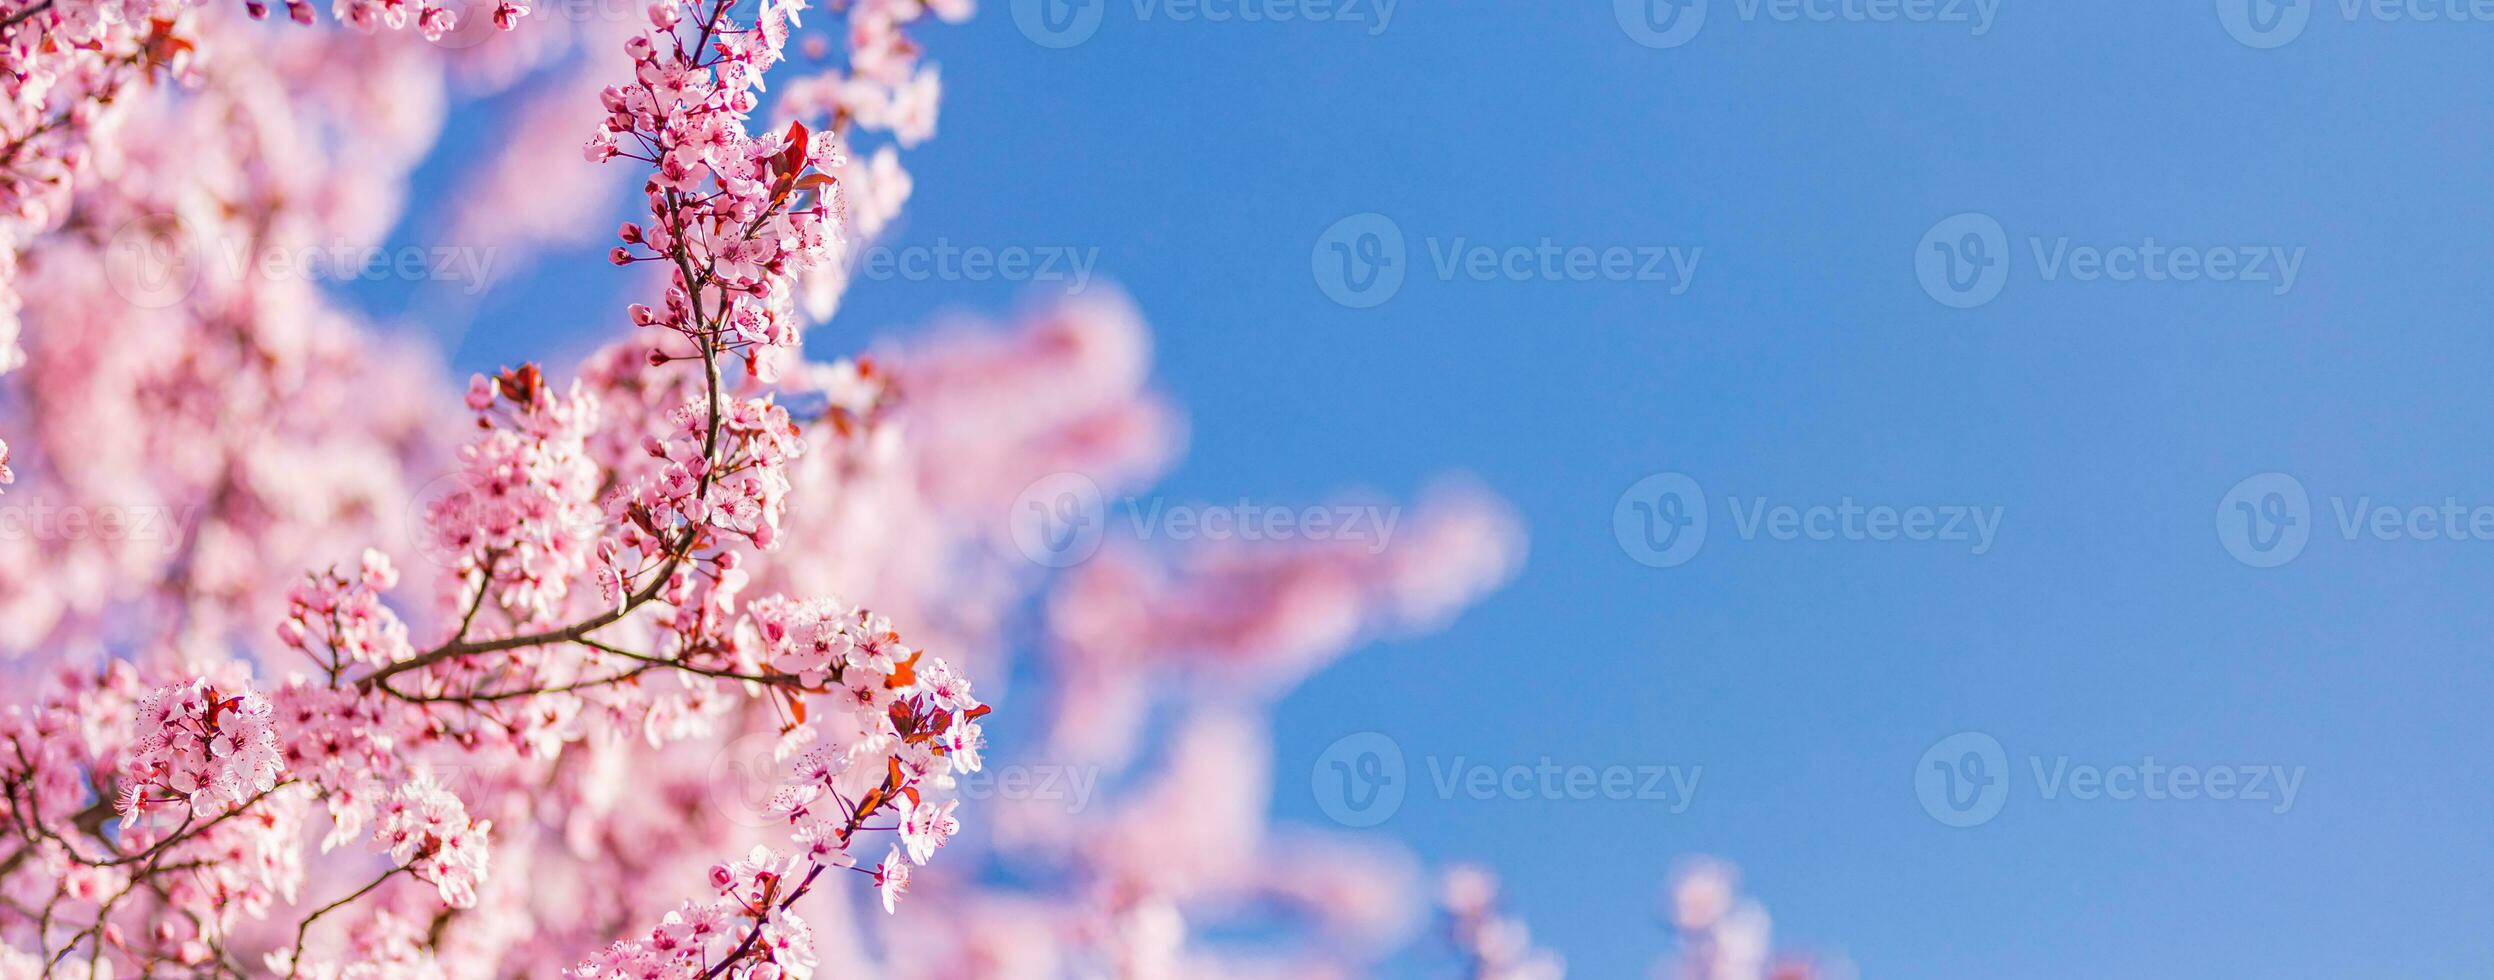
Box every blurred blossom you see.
[0,0,1818,973]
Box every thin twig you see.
[283,866,411,979]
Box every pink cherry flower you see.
[119,680,285,821]
[871,844,911,914]
[373,769,494,909]
[895,796,956,865]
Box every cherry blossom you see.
[1443,864,1566,980]
[0,0,1690,972]
[372,768,492,908]
[118,679,286,820]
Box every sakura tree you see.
[0,0,1816,973]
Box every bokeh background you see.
[340,2,2494,975]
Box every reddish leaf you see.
[884,649,921,690]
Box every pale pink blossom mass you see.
[0,0,1821,974]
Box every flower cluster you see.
[0,662,150,838]
[269,910,446,980]
[117,679,285,820]
[278,550,418,674]
[590,0,844,382]
[334,0,450,38]
[569,846,821,978]
[772,0,961,318]
[333,0,526,40]
[0,18,456,660]
[1663,860,1835,980]
[433,365,606,623]
[0,0,1012,972]
[766,630,986,828]
[0,0,1601,973]
[0,0,530,413]
[270,678,405,849]
[574,605,988,976]
[374,769,493,908]
[1444,864,1565,980]
[146,786,316,938]
[610,392,805,581]
[747,594,906,686]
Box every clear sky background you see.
[381,2,2494,975]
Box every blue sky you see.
[390,2,2494,975]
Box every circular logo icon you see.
[1311,212,1406,309]
[1915,731,2009,828]
[407,470,477,571]
[2217,0,2309,49]
[1615,0,1706,48]
[103,214,201,310]
[1010,471,1107,567]
[2216,472,2310,568]
[1013,0,1104,48]
[707,731,798,829]
[1615,472,1708,568]
[1312,731,1406,828]
[1915,211,2009,309]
